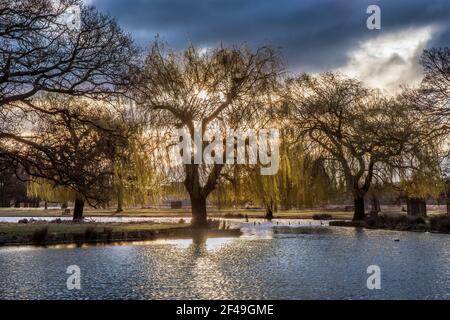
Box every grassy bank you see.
[0,221,242,246]
[330,214,450,234]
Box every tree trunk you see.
[353,193,366,221]
[44,201,48,210]
[265,207,274,221]
[446,182,450,215]
[184,161,223,229]
[447,197,450,216]
[116,186,123,213]
[73,197,85,222]
[191,195,208,228]
[407,198,427,217]
[370,195,380,216]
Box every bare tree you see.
[417,47,450,119]
[0,0,136,105]
[414,48,450,214]
[0,0,136,157]
[0,0,137,219]
[136,41,281,227]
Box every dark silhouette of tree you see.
[8,95,129,221]
[418,48,450,119]
[285,73,419,221]
[407,48,450,215]
[0,0,136,160]
[0,0,135,106]
[0,0,137,219]
[0,160,32,207]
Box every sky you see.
[87,0,450,93]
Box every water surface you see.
[1,219,450,300]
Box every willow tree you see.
[276,130,339,209]
[400,172,444,217]
[27,179,74,207]
[211,165,251,209]
[246,135,336,214]
[210,129,338,215]
[286,73,419,221]
[393,142,446,217]
[137,41,281,228]
[112,133,161,212]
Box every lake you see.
[1,218,450,300]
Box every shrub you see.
[31,227,49,244]
[222,213,244,219]
[374,214,426,230]
[407,216,426,225]
[312,214,332,220]
[365,216,377,227]
[103,227,113,242]
[429,215,450,233]
[376,213,405,228]
[84,227,99,241]
[207,219,221,229]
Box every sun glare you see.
[196,89,209,100]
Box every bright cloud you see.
[338,26,436,94]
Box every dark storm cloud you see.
[90,0,450,72]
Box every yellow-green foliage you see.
[397,146,445,199]
[113,136,162,207]
[269,140,336,209]
[27,178,74,202]
[400,170,445,199]
[211,133,338,210]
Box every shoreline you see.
[3,211,450,247]
[330,215,450,235]
[0,222,242,247]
